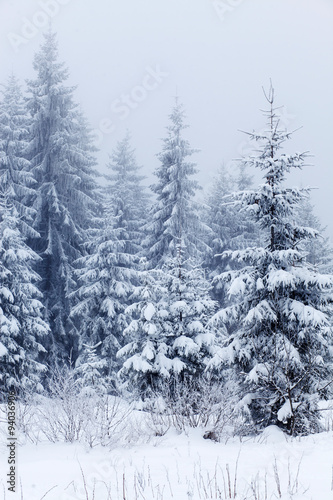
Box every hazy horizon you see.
[1,0,332,240]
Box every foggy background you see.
[1,0,332,240]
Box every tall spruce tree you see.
[205,164,236,269]
[105,132,149,256]
[144,98,209,268]
[26,31,100,367]
[72,135,148,391]
[208,86,333,435]
[0,192,49,396]
[71,191,139,392]
[0,75,38,239]
[205,164,259,307]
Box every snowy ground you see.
[1,404,333,500]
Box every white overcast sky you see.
[1,0,333,240]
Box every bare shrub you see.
[36,366,87,443]
[82,394,132,448]
[9,366,132,447]
[144,374,241,440]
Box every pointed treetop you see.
[166,96,189,135]
[32,30,69,84]
[240,83,308,187]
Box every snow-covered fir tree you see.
[118,251,218,396]
[73,341,108,396]
[0,74,38,239]
[0,191,49,396]
[208,86,333,435]
[205,164,236,269]
[205,164,259,307]
[159,253,218,379]
[144,98,209,268]
[296,195,333,273]
[26,31,100,367]
[105,132,149,256]
[117,263,168,395]
[71,195,138,392]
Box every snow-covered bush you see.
[36,366,89,443]
[144,374,241,440]
[12,366,133,447]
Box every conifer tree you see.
[161,253,218,376]
[26,31,100,366]
[74,341,107,396]
[296,196,333,273]
[205,164,259,307]
[0,75,38,239]
[118,252,218,395]
[117,264,168,395]
[0,192,49,396]
[144,98,209,268]
[105,132,148,256]
[208,86,333,435]
[71,197,138,391]
[72,135,148,390]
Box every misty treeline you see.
[1,31,333,436]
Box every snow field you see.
[1,403,333,500]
